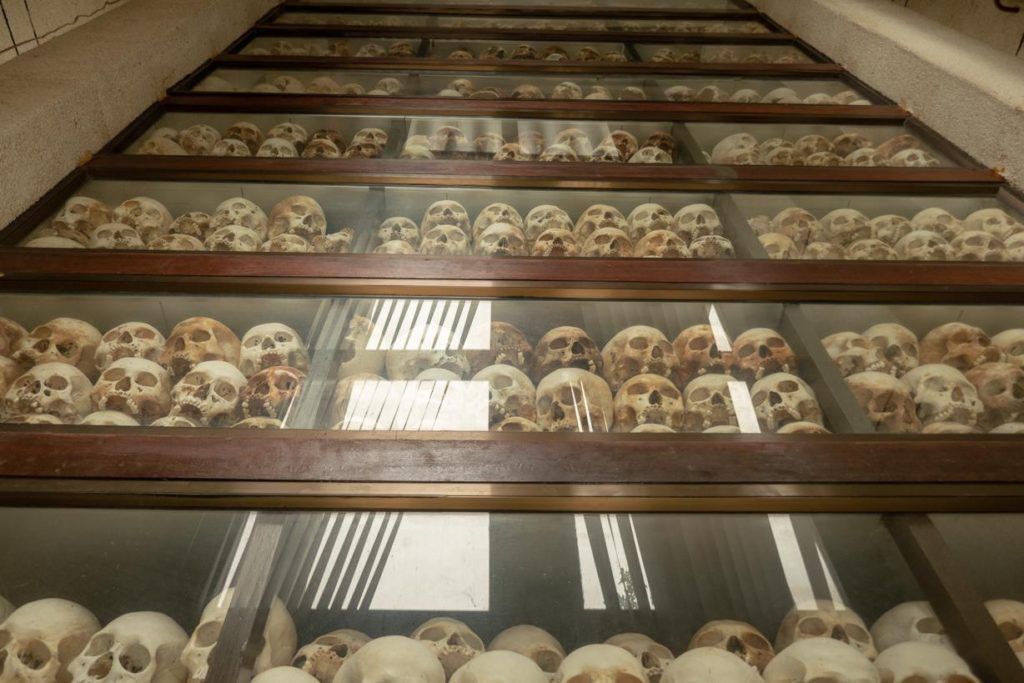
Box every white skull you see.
[89,224,145,250]
[894,231,951,261]
[488,625,565,675]
[613,373,686,432]
[728,328,797,382]
[625,204,673,242]
[169,361,247,427]
[950,230,1005,261]
[868,215,912,245]
[605,634,672,683]
[821,209,871,247]
[78,410,140,426]
[257,138,298,158]
[475,223,528,257]
[711,133,757,163]
[267,123,309,150]
[985,599,1024,653]
[535,368,614,432]
[870,602,950,652]
[874,642,977,683]
[377,217,420,247]
[292,629,371,683]
[210,198,268,238]
[24,237,85,249]
[261,235,311,253]
[864,323,919,376]
[965,362,1024,429]
[661,648,762,683]
[524,205,573,242]
[177,125,220,155]
[751,373,823,432]
[843,148,886,167]
[911,208,962,241]
[179,589,295,683]
[673,204,722,244]
[251,668,316,683]
[204,226,260,252]
[553,645,648,683]
[775,601,876,659]
[69,612,188,683]
[0,599,99,683]
[385,326,470,380]
[582,228,633,257]
[760,233,800,260]
[822,332,891,377]
[963,208,1023,241]
[551,82,583,100]
[846,371,920,433]
[846,239,896,260]
[96,323,166,372]
[135,138,187,156]
[889,148,940,167]
[473,364,536,426]
[763,639,878,683]
[2,363,93,423]
[902,364,982,427]
[335,636,444,683]
[590,144,623,163]
[91,358,172,424]
[601,326,678,393]
[575,205,627,239]
[683,374,737,431]
[420,225,471,255]
[113,198,173,243]
[239,323,309,378]
[770,208,821,248]
[450,651,548,683]
[688,621,774,673]
[410,618,485,679]
[51,196,110,244]
[993,329,1024,368]
[471,204,524,241]
[422,201,471,233]
[628,147,672,164]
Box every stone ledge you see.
[751,0,1024,192]
[0,0,277,228]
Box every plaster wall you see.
[751,0,1024,192]
[0,0,133,65]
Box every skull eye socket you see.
[797,616,828,636]
[751,390,768,406]
[120,643,151,673]
[628,337,650,351]
[417,626,449,642]
[17,639,51,669]
[998,620,1024,641]
[766,337,786,348]
[492,375,514,389]
[777,380,800,393]
[741,631,770,650]
[626,383,648,396]
[190,330,212,343]
[45,375,69,391]
[103,368,126,382]
[194,621,223,648]
[137,372,159,387]
[689,388,711,402]
[844,623,870,643]
[548,338,570,350]
[103,330,121,342]
[136,328,156,340]
[84,634,114,656]
[213,381,238,401]
[275,333,294,343]
[688,336,710,351]
[693,629,725,647]
[737,343,755,358]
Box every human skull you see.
[635,231,689,258]
[902,364,983,427]
[168,213,212,241]
[385,325,470,380]
[920,322,1002,370]
[831,133,872,158]
[842,147,886,167]
[629,147,672,164]
[846,371,920,432]
[152,319,231,382]
[728,328,797,382]
[177,125,220,155]
[763,639,878,683]
[590,143,623,163]
[474,222,528,257]
[79,409,140,426]
[870,602,950,652]
[472,203,524,240]
[695,85,729,102]
[169,361,246,427]
[420,225,471,255]
[985,599,1024,653]
[488,625,565,675]
[532,327,601,380]
[776,601,876,659]
[266,123,308,152]
[821,209,871,247]
[951,230,1005,261]
[623,204,672,242]
[797,242,842,260]
[539,144,579,162]
[823,332,891,377]
[805,151,843,166]
[1007,233,1024,260]
[575,205,627,239]
[68,611,188,683]
[531,229,580,257]
[688,621,774,673]
[601,326,678,393]
[473,364,536,426]
[91,358,172,424]
[0,318,27,357]
[869,215,913,246]
[428,126,468,154]
[88,223,144,250]
[292,630,370,683]
[874,642,977,683]
[2,362,93,423]
[965,362,1024,429]
[0,599,99,683]
[135,137,187,155]
[223,122,263,154]
[864,323,919,376]
[963,208,1023,241]
[250,668,317,683]
[894,231,952,261]
[890,148,941,167]
[376,217,419,247]
[993,329,1024,368]
[410,618,485,679]
[24,236,85,249]
[260,235,311,253]
[50,196,111,244]
[759,233,800,260]
[493,143,530,161]
[912,209,962,241]
[14,317,102,379]
[662,648,762,683]
[673,324,729,385]
[535,368,614,432]
[553,644,647,683]
[112,198,173,243]
[450,651,548,683]
[751,372,823,432]
[335,636,444,683]
[524,205,573,242]
[256,138,298,158]
[239,365,305,421]
[771,208,821,247]
[682,374,737,431]
[150,415,198,427]
[613,373,686,432]
[664,86,695,102]
[210,198,267,238]
[494,417,541,431]
[582,228,633,257]
[422,201,471,233]
[605,634,672,683]
[600,131,639,160]
[551,82,584,100]
[301,139,340,159]
[239,323,309,378]
[205,225,260,252]
[711,133,757,163]
[671,204,722,246]
[463,321,532,376]
[179,589,296,683]
[267,196,327,241]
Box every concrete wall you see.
[889,0,1024,59]
[751,0,1024,192]
[0,0,277,229]
[0,0,133,65]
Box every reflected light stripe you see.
[356,513,400,609]
[729,381,761,434]
[448,300,473,350]
[303,512,338,593]
[463,301,492,350]
[311,513,355,610]
[768,514,818,611]
[218,511,257,607]
[387,381,422,431]
[708,304,733,353]
[373,381,409,431]
[436,301,461,350]
[365,299,392,351]
[341,512,387,609]
[391,300,419,351]
[816,542,846,610]
[628,515,656,609]
[602,514,637,609]
[416,381,449,430]
[328,513,371,610]
[408,300,435,351]
[574,515,607,610]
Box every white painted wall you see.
[0,0,132,65]
[889,0,1024,59]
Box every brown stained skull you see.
[112,197,173,243]
[2,362,94,423]
[421,200,471,234]
[951,230,1006,261]
[267,122,309,151]
[682,373,737,431]
[750,372,823,432]
[95,322,166,372]
[832,132,872,158]
[965,362,1024,430]
[210,197,268,239]
[170,212,213,241]
[239,365,306,421]
[727,327,798,382]
[613,374,686,432]
[535,368,614,432]
[493,143,531,161]
[865,323,919,377]
[846,371,921,433]
[268,195,328,241]
[771,207,822,248]
[293,629,371,683]
[689,620,775,672]
[377,217,420,247]
[301,139,341,159]
[582,228,633,257]
[821,208,871,247]
[410,617,485,679]
[600,130,639,160]
[919,322,1003,371]
[466,321,534,375]
[51,196,111,244]
[635,230,689,258]
[224,121,264,154]
[673,324,730,386]
[13,317,102,380]
[531,228,581,257]
[90,357,172,424]
[532,326,602,383]
[600,325,679,393]
[159,317,241,383]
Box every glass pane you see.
[635,42,814,64]
[801,304,1024,435]
[932,514,1024,671]
[288,0,747,7]
[2,293,851,433]
[241,36,420,58]
[191,70,877,106]
[731,193,1024,262]
[426,39,630,62]
[246,512,983,682]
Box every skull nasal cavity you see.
[87,653,114,678]
[726,635,745,655]
[829,625,849,642]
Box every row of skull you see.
[31,195,354,254]
[133,122,389,160]
[0,316,309,426]
[751,206,1024,262]
[198,75,404,97]
[245,39,415,58]
[276,15,769,34]
[7,595,1020,683]
[666,85,871,106]
[648,46,808,64]
[711,131,941,168]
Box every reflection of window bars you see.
[364,299,491,351]
[339,379,488,431]
[768,515,847,611]
[575,514,655,611]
